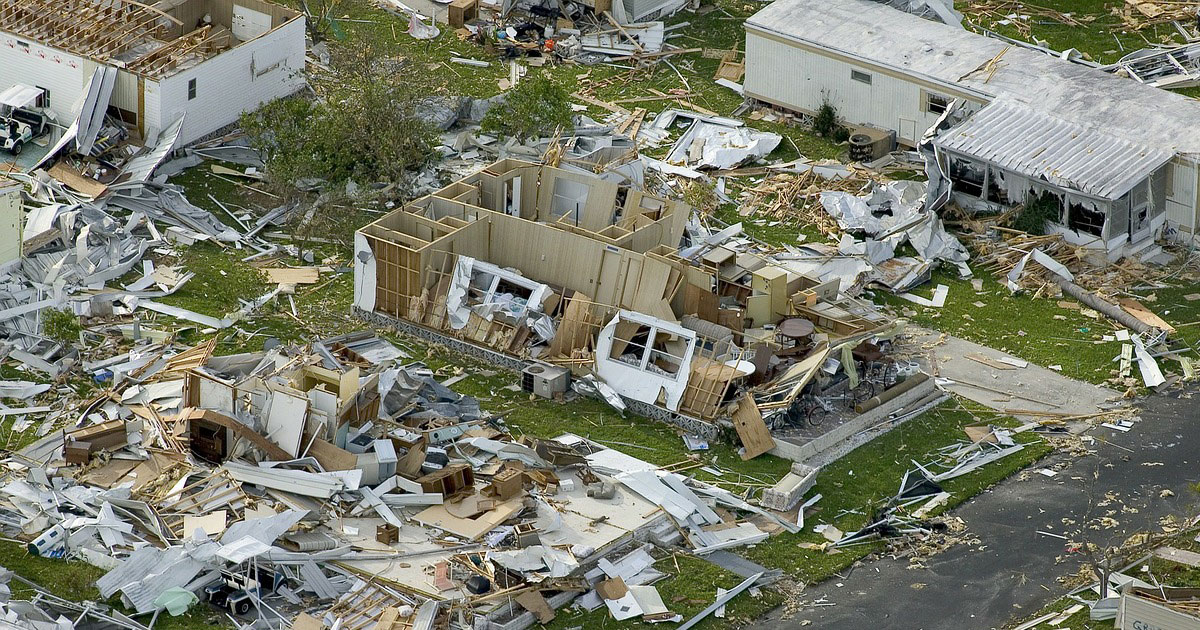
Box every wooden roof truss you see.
[0,0,182,66]
[125,24,225,77]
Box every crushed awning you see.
[0,84,42,109]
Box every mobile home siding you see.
[0,33,86,124]
[0,185,21,267]
[1164,157,1200,236]
[744,29,984,145]
[154,16,306,145]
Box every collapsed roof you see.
[0,0,300,79]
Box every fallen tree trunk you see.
[1050,275,1159,336]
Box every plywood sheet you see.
[1118,298,1176,333]
[731,394,774,460]
[47,162,108,198]
[264,267,320,284]
[307,438,358,471]
[412,497,523,540]
[515,591,556,624]
[77,457,141,488]
[182,510,228,536]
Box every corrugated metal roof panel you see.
[933,99,1173,200]
[97,546,164,598]
[98,545,211,613]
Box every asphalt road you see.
[777,392,1198,630]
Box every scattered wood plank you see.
[264,267,320,285]
[964,353,1018,371]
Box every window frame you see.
[923,90,951,115]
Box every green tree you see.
[480,75,573,141]
[812,99,841,139]
[241,37,439,194]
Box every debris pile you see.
[0,332,818,628]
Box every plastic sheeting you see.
[820,180,971,285]
[665,117,781,170]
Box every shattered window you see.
[610,324,652,366]
[948,156,985,197]
[985,166,1008,204]
[924,91,951,115]
[1067,200,1106,237]
[608,324,686,379]
[647,330,684,377]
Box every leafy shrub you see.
[1013,192,1062,235]
[43,308,81,345]
[481,75,574,141]
[812,99,840,138]
[241,38,437,193]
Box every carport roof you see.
[933,98,1174,200]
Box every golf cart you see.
[0,84,50,156]
[204,565,286,616]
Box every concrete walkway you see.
[774,390,1195,630]
[908,328,1121,418]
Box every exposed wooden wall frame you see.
[0,0,299,79]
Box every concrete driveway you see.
[776,391,1197,630]
[908,328,1122,418]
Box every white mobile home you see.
[0,0,305,146]
[744,0,1200,258]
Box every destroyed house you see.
[744,0,1200,258]
[354,160,891,429]
[0,0,305,145]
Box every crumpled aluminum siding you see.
[96,545,209,613]
[934,99,1173,200]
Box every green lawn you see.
[877,267,1128,385]
[544,554,783,630]
[280,0,842,166]
[745,398,1052,581]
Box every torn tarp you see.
[378,364,483,421]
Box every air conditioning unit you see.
[848,126,896,162]
[521,363,570,398]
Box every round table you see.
[776,317,815,342]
